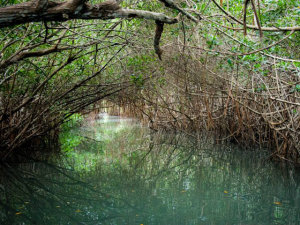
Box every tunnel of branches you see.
[0,0,299,164]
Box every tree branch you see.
[211,0,300,32]
[0,0,178,28]
[159,0,199,22]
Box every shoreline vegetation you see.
[0,0,299,164]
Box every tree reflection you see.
[1,128,300,225]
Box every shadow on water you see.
[1,114,300,225]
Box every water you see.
[1,115,300,225]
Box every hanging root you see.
[243,0,250,35]
[243,0,263,37]
[250,0,263,38]
[154,20,164,60]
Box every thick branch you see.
[0,0,178,28]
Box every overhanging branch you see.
[0,0,178,28]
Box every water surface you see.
[1,114,300,225]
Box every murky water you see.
[1,114,300,225]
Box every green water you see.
[1,114,300,225]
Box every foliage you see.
[59,113,84,153]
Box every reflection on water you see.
[1,115,300,225]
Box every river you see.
[1,114,300,225]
